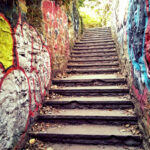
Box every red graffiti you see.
[41,0,70,57]
[0,13,51,149]
[145,0,150,75]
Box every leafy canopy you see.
[78,0,112,27]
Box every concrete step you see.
[84,33,111,35]
[70,56,118,60]
[50,85,129,96]
[44,96,134,109]
[52,76,125,86]
[82,33,112,38]
[85,27,110,29]
[29,124,142,146]
[73,46,115,50]
[66,68,120,74]
[70,53,117,58]
[37,109,137,125]
[76,40,114,44]
[74,42,115,47]
[84,31,111,33]
[27,143,143,150]
[67,65,119,69]
[84,31,111,34]
[81,38,113,41]
[84,29,111,31]
[71,49,116,54]
[68,62,119,68]
[68,57,118,63]
[72,49,116,53]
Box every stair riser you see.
[85,29,111,31]
[44,102,134,109]
[71,57,117,60]
[73,47,116,51]
[50,91,129,97]
[49,93,128,96]
[66,70,120,74]
[83,36,112,38]
[67,61,119,65]
[81,38,113,40]
[52,83,124,86]
[84,32,111,33]
[68,60,118,63]
[74,43,115,47]
[73,46,115,49]
[71,52,116,55]
[80,40,113,43]
[71,51,116,54]
[84,33,111,34]
[84,32,111,34]
[82,34,112,39]
[29,134,142,147]
[70,53,117,57]
[68,63,119,67]
[81,38,113,41]
[68,66,119,70]
[76,40,114,44]
[52,80,126,87]
[37,116,137,125]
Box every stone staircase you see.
[26,27,143,150]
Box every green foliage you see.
[78,0,85,7]
[80,12,100,27]
[78,0,112,28]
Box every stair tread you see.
[71,53,117,57]
[68,64,119,67]
[53,78,125,82]
[51,85,128,90]
[68,62,119,66]
[36,143,143,150]
[76,41,114,44]
[74,42,115,46]
[46,96,130,102]
[81,39,113,41]
[71,49,116,53]
[73,46,115,50]
[70,57,118,61]
[53,74,125,81]
[29,124,139,136]
[67,68,119,70]
[66,68,120,73]
[39,109,135,117]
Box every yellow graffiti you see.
[0,15,13,69]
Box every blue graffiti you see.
[127,0,150,92]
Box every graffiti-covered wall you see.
[111,0,150,148]
[41,0,82,76]
[0,0,81,149]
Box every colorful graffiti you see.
[112,0,150,142]
[126,0,150,130]
[0,12,51,149]
[41,0,70,58]
[127,0,150,107]
[0,0,81,148]
[0,14,14,70]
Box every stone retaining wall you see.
[0,0,82,149]
[111,0,150,149]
